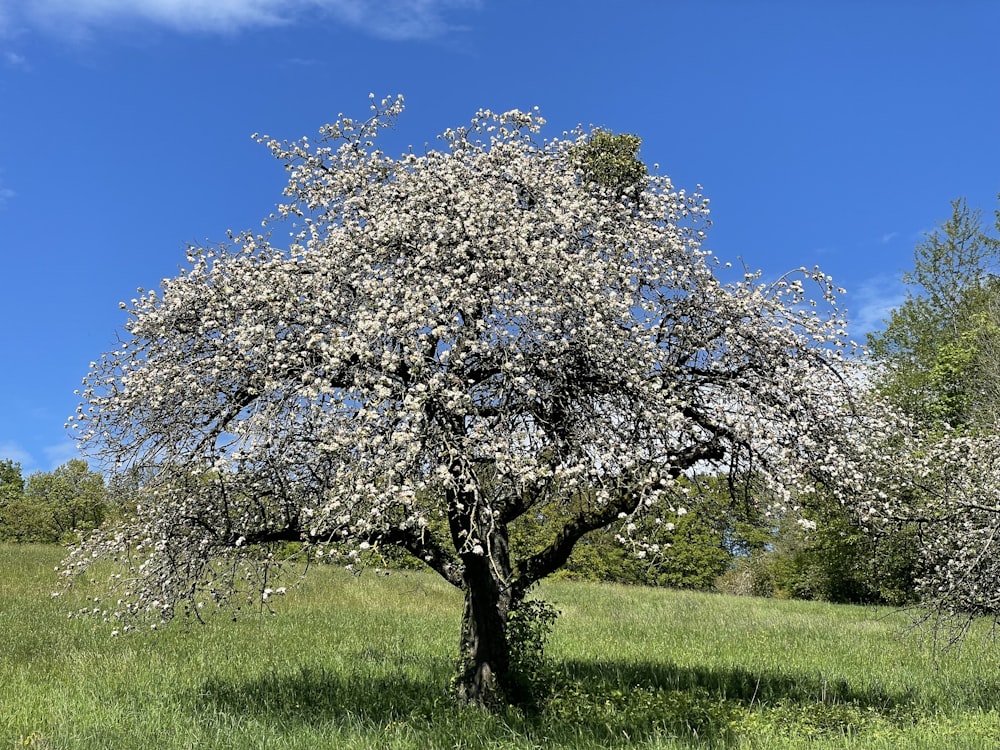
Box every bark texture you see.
[452,523,516,708]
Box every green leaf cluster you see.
[573,129,648,199]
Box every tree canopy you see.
[0,459,108,543]
[868,197,1000,431]
[63,96,874,708]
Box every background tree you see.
[23,459,109,542]
[735,488,917,605]
[593,474,766,591]
[515,487,734,590]
[868,196,1000,431]
[64,97,873,709]
[0,458,23,499]
[1,459,108,543]
[0,459,32,541]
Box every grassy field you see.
[3,545,1000,748]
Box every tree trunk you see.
[453,525,515,709]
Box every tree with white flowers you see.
[64,95,874,708]
[860,425,1000,628]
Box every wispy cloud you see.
[0,0,480,40]
[43,441,83,469]
[349,0,480,40]
[0,176,14,209]
[0,439,83,473]
[880,231,898,245]
[282,56,322,66]
[3,50,28,68]
[0,440,34,470]
[845,272,907,339]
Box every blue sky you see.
[0,0,998,473]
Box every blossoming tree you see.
[65,96,871,707]
[864,429,1000,625]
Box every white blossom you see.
[62,97,876,652]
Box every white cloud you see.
[0,440,34,470]
[0,440,85,473]
[845,273,907,339]
[350,0,480,40]
[0,0,479,40]
[43,441,84,469]
[880,231,898,245]
[34,0,288,34]
[3,50,28,68]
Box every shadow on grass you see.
[191,657,1000,746]
[559,658,913,709]
[541,659,933,743]
[192,663,452,726]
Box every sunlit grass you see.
[4,544,1000,748]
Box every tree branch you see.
[377,525,464,588]
[511,440,726,599]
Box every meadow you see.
[3,545,1000,749]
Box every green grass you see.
[3,545,1000,748]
